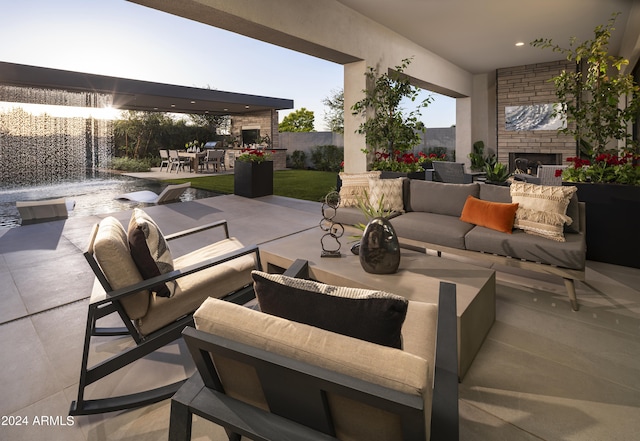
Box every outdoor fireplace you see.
[508,153,563,174]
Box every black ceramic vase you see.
[359,217,401,274]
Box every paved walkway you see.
[0,194,639,441]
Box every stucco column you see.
[343,60,369,173]
[455,97,472,168]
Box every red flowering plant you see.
[562,153,640,185]
[366,150,448,173]
[236,148,275,164]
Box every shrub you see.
[109,157,153,172]
[310,145,344,172]
[290,150,307,169]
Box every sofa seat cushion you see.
[252,271,408,349]
[464,227,586,270]
[93,216,149,320]
[407,180,479,217]
[331,206,403,227]
[391,212,474,250]
[194,297,434,441]
[136,237,256,336]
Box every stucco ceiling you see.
[337,0,636,73]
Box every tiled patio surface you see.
[0,194,638,441]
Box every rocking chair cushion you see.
[93,217,150,320]
[128,208,174,274]
[135,237,256,336]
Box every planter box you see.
[380,170,426,180]
[234,161,273,198]
[569,182,640,269]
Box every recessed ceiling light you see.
[515,42,525,47]
[171,104,176,107]
[245,105,250,109]
[190,101,196,104]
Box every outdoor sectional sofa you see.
[335,176,586,311]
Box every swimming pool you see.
[0,172,218,228]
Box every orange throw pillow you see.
[460,195,519,234]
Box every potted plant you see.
[532,12,640,268]
[233,148,274,198]
[351,57,433,177]
[484,162,511,185]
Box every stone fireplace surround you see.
[497,60,577,171]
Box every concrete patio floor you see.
[0,194,638,441]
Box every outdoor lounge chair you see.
[69,209,261,415]
[16,198,76,224]
[432,161,474,184]
[169,259,459,441]
[116,182,191,204]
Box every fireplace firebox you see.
[508,153,563,174]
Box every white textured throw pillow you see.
[510,182,577,242]
[368,177,405,212]
[338,171,381,207]
[128,208,174,273]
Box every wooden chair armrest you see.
[93,244,259,307]
[164,220,230,241]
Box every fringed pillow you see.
[510,182,577,242]
[338,171,381,207]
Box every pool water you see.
[0,172,218,229]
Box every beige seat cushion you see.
[194,297,435,440]
[92,217,150,320]
[136,237,256,336]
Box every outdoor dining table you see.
[178,151,206,173]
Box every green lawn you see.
[164,170,338,202]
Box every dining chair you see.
[159,149,171,172]
[169,150,188,173]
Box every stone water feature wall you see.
[0,85,114,188]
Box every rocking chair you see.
[69,209,261,415]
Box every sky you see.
[0,0,456,131]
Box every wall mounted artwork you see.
[505,103,566,131]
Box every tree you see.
[188,113,231,136]
[351,57,432,159]
[114,111,174,159]
[322,88,344,133]
[532,12,640,156]
[279,108,315,132]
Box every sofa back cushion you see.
[92,217,149,320]
[408,180,479,217]
[194,298,432,441]
[479,183,511,203]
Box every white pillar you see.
[455,97,472,168]
[343,61,369,173]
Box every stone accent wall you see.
[231,110,280,149]
[497,60,576,170]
